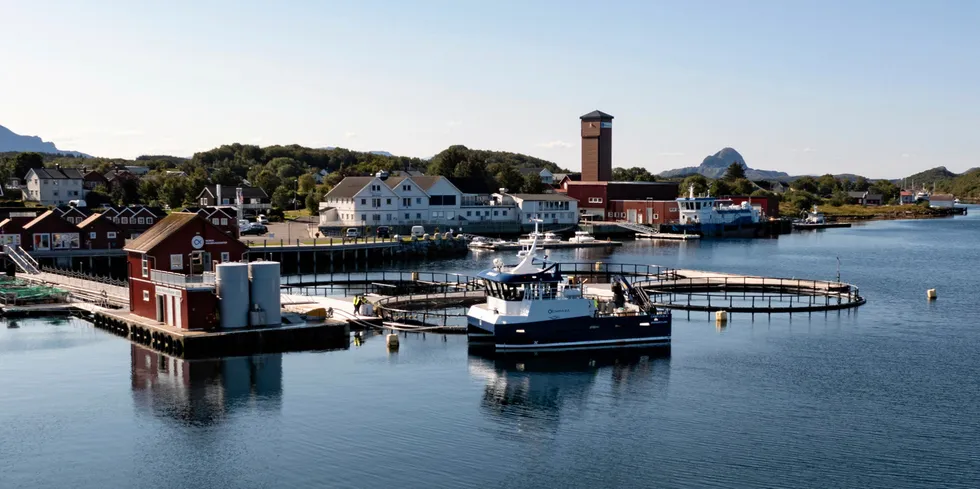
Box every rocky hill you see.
[0,124,87,156]
[658,147,789,180]
[900,166,957,187]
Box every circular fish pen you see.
[636,274,865,315]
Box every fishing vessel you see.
[466,235,671,351]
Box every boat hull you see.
[467,313,671,351]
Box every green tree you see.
[710,179,733,196]
[680,174,709,196]
[722,162,746,181]
[305,184,331,214]
[428,145,470,177]
[211,167,240,186]
[612,167,656,182]
[12,152,45,178]
[298,174,317,195]
[269,157,304,180]
[853,176,870,191]
[520,172,546,193]
[829,190,848,206]
[272,186,294,210]
[787,191,819,213]
[158,178,187,209]
[494,164,524,193]
[792,176,818,193]
[111,177,141,205]
[253,169,282,197]
[817,174,839,195]
[138,177,160,204]
[732,178,755,195]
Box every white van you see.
[411,226,425,238]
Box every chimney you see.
[216,184,222,206]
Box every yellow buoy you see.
[386,333,400,350]
[715,310,728,323]
[927,289,937,300]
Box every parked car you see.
[256,214,269,224]
[241,224,268,236]
[376,226,391,238]
[411,226,425,238]
[345,228,361,239]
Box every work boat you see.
[467,236,671,351]
[567,230,596,243]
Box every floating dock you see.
[635,233,700,241]
[469,240,622,251]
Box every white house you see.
[24,168,85,205]
[319,175,516,228]
[518,168,554,185]
[492,193,578,225]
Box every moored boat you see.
[567,230,596,243]
[466,235,671,351]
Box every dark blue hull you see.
[468,313,671,351]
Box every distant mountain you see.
[369,150,394,157]
[658,147,789,180]
[0,124,87,157]
[900,166,957,187]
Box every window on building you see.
[170,254,183,271]
[493,210,498,216]
[146,217,153,225]
[361,199,367,205]
[416,197,422,204]
[221,218,228,225]
[141,255,148,278]
[588,197,603,204]
[88,231,96,239]
[108,232,117,239]
[405,213,410,219]
[143,290,150,302]
[653,214,659,220]
[212,218,220,225]
[373,214,381,222]
[201,198,208,205]
[403,198,411,207]
[221,252,230,262]
[386,198,391,205]
[138,217,145,224]
[121,217,129,224]
[416,213,421,219]
[361,214,366,221]
[466,211,472,217]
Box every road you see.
[239,220,319,243]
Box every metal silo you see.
[216,262,250,329]
[248,261,281,326]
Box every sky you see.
[1,0,977,178]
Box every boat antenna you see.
[836,256,841,284]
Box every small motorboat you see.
[567,231,595,243]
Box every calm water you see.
[2,211,979,488]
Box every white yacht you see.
[567,231,596,243]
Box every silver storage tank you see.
[216,262,250,329]
[248,261,281,326]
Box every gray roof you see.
[31,168,84,180]
[580,110,614,120]
[323,177,375,199]
[124,213,200,253]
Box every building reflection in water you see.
[130,344,283,425]
[468,346,671,437]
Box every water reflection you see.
[130,345,283,425]
[468,347,671,437]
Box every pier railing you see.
[40,266,127,288]
[149,270,216,288]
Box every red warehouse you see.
[124,213,248,330]
[719,195,780,218]
[78,213,125,249]
[606,200,680,224]
[21,210,81,251]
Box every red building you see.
[606,200,680,224]
[580,110,614,182]
[124,212,248,330]
[181,206,240,239]
[564,181,681,221]
[21,210,81,251]
[102,205,167,239]
[78,213,125,249]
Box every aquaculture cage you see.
[0,277,70,306]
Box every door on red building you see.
[647,208,654,223]
[155,294,165,322]
[627,209,637,223]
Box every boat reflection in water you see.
[130,344,284,425]
[468,346,671,436]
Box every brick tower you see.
[580,110,613,182]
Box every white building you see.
[518,168,555,185]
[24,168,85,205]
[492,193,578,225]
[319,175,518,228]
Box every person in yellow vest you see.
[352,295,362,314]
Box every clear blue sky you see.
[2,0,977,178]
